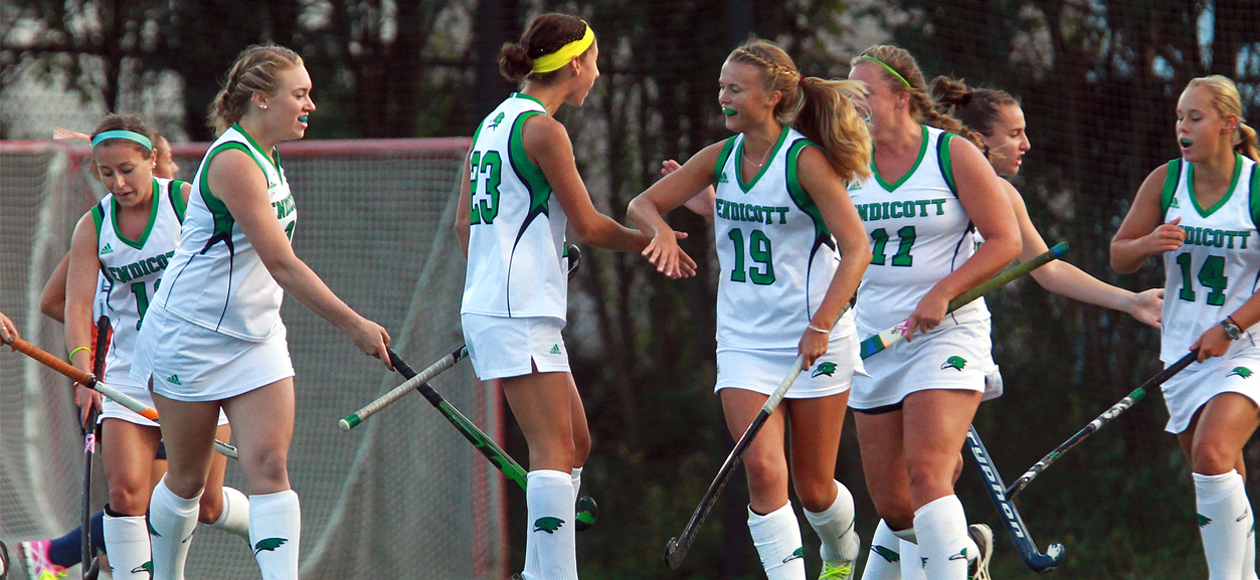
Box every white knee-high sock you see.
[522,470,577,580]
[894,528,925,580]
[103,510,151,579]
[913,496,969,580]
[861,520,902,580]
[249,490,301,580]
[148,479,200,580]
[1241,493,1257,580]
[570,467,582,502]
[804,481,860,567]
[748,503,806,580]
[206,486,250,541]
[1196,471,1249,580]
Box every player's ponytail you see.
[208,44,303,135]
[728,39,871,182]
[795,76,873,183]
[930,76,1019,145]
[1237,123,1259,163]
[499,13,590,84]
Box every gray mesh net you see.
[0,138,507,580]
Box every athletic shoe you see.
[818,560,854,580]
[17,541,67,580]
[967,523,993,580]
[0,539,9,579]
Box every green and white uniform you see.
[849,125,995,410]
[460,93,570,380]
[95,179,183,425]
[711,127,863,399]
[131,124,296,401]
[1158,154,1260,433]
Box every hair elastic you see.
[531,23,596,74]
[91,130,152,151]
[862,55,912,88]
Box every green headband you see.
[91,130,152,151]
[862,55,912,88]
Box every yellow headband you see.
[531,24,595,74]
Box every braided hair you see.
[207,45,303,135]
[851,46,982,150]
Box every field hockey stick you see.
[1,336,239,459]
[860,242,1069,359]
[339,244,583,429]
[81,316,108,580]
[965,426,1066,572]
[663,302,853,569]
[1005,349,1198,499]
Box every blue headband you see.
[91,130,152,151]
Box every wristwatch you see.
[1221,317,1243,340]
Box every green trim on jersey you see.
[714,137,737,183]
[736,126,790,193]
[785,139,831,241]
[937,132,958,196]
[199,142,264,238]
[512,92,546,109]
[170,180,188,223]
[232,123,282,180]
[1188,153,1242,218]
[112,180,161,250]
[91,202,105,246]
[1250,164,1260,231]
[874,124,929,192]
[1160,159,1183,222]
[508,111,552,218]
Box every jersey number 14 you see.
[1175,253,1227,306]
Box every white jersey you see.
[93,178,186,388]
[1160,154,1260,363]
[461,93,568,320]
[157,124,296,341]
[849,125,988,334]
[712,127,856,349]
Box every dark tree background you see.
[3,1,1259,578]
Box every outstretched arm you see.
[627,143,725,279]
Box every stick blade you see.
[1028,543,1066,573]
[664,536,689,569]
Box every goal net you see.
[0,137,507,580]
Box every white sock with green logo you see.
[103,511,151,579]
[1242,490,1258,580]
[249,490,300,580]
[523,469,577,580]
[913,495,969,580]
[1195,470,1248,580]
[893,528,926,580]
[803,480,860,567]
[148,478,200,580]
[861,520,902,580]
[207,486,250,541]
[748,502,806,580]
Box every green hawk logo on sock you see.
[1199,514,1213,527]
[871,545,900,563]
[147,520,161,537]
[781,547,805,564]
[1227,366,1254,379]
[533,517,565,534]
[941,356,967,371]
[488,112,505,130]
[254,537,289,555]
[131,561,153,575]
[812,362,839,378]
[949,548,968,561]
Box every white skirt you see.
[130,303,294,402]
[715,331,866,399]
[1162,341,1260,434]
[461,313,570,380]
[849,317,995,410]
